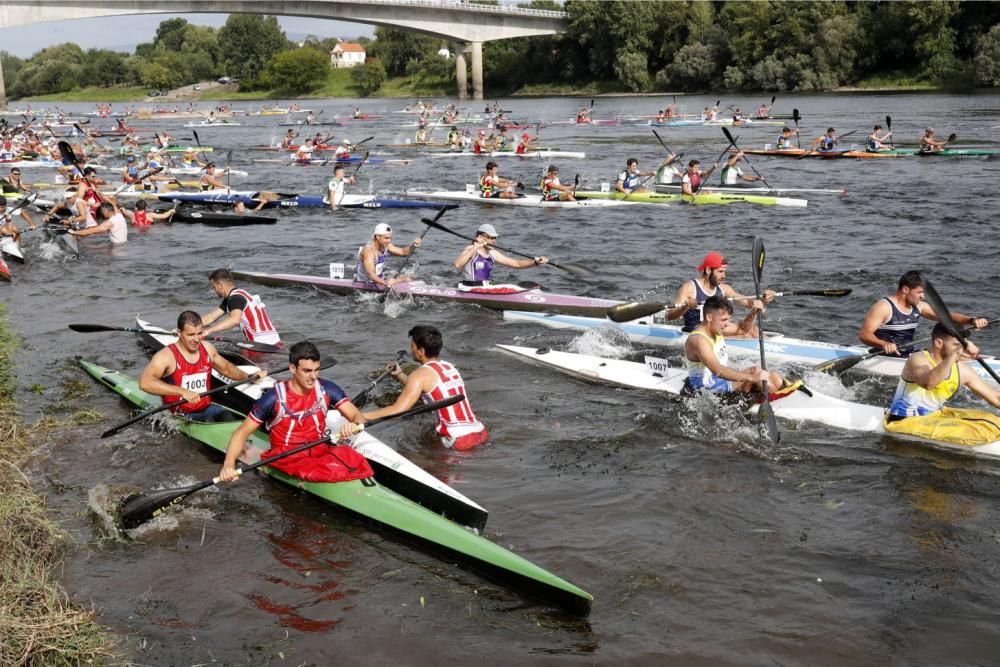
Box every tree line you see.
[5,2,1000,100]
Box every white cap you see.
[477,223,498,237]
[373,223,392,236]
[343,139,351,145]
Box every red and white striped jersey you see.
[228,287,280,344]
[420,360,484,438]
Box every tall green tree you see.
[217,15,289,84]
[262,47,329,94]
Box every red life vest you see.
[132,210,151,227]
[688,172,701,193]
[230,287,279,343]
[260,380,373,483]
[162,343,212,413]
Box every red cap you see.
[522,133,530,139]
[697,251,727,272]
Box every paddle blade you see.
[234,341,282,354]
[552,261,594,279]
[118,480,213,530]
[606,301,665,323]
[722,126,735,146]
[192,130,201,147]
[69,323,120,333]
[813,353,869,375]
[792,108,800,123]
[885,115,891,130]
[922,279,963,341]
[758,397,781,445]
[751,236,765,293]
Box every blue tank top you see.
[865,137,878,152]
[126,165,139,178]
[618,169,640,190]
[874,297,920,350]
[819,136,835,150]
[461,251,494,282]
[682,280,724,332]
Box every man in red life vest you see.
[360,325,488,451]
[218,341,372,483]
[138,310,263,423]
[201,268,282,357]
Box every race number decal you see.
[181,372,209,392]
[644,356,671,376]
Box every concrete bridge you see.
[0,0,569,106]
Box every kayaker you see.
[119,199,175,227]
[920,127,948,153]
[473,130,491,155]
[719,151,761,186]
[655,153,685,185]
[68,200,128,244]
[416,120,429,144]
[682,294,784,397]
[665,251,773,336]
[883,323,1000,446]
[0,169,36,229]
[446,126,462,149]
[516,132,539,154]
[859,271,987,356]
[334,139,353,160]
[775,127,799,150]
[327,163,356,210]
[140,310,264,424]
[201,268,282,355]
[180,149,204,168]
[756,103,769,119]
[359,325,489,451]
[576,107,591,124]
[453,223,547,285]
[281,129,297,149]
[615,158,658,194]
[60,190,95,228]
[199,163,227,191]
[218,340,372,483]
[76,167,105,217]
[680,159,717,196]
[121,155,146,188]
[479,161,519,199]
[0,196,22,240]
[295,139,315,162]
[540,165,575,202]
[355,222,422,288]
[495,126,512,151]
[812,128,839,151]
[866,124,892,152]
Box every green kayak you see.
[79,359,593,617]
[574,189,808,208]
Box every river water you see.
[6,92,1000,665]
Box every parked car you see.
[216,76,231,84]
[193,84,201,91]
[148,90,160,97]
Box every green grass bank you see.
[0,304,116,665]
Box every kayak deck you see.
[79,358,592,616]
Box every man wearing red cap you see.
[516,132,539,155]
[473,130,491,155]
[664,251,774,335]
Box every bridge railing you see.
[358,0,568,19]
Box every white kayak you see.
[427,150,587,160]
[497,344,1000,462]
[653,183,847,196]
[502,311,1000,385]
[182,121,242,128]
[135,317,489,529]
[496,344,886,432]
[0,235,24,262]
[406,189,638,208]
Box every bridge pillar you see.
[454,43,468,100]
[470,41,483,101]
[0,58,6,110]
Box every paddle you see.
[116,392,464,529]
[651,129,673,156]
[387,204,447,286]
[604,289,852,323]
[750,237,780,444]
[792,108,801,148]
[814,317,1000,375]
[419,216,594,279]
[349,150,369,178]
[886,115,893,149]
[923,280,1000,384]
[57,140,108,203]
[351,350,408,409]
[721,127,772,189]
[225,149,233,191]
[67,323,282,354]
[768,95,776,116]
[191,130,209,163]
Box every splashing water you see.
[567,326,633,358]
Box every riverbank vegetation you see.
[6,1,1000,101]
[0,305,115,666]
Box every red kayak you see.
[0,255,11,282]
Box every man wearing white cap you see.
[355,222,422,287]
[919,127,948,153]
[453,223,548,285]
[334,139,353,160]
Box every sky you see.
[0,14,374,58]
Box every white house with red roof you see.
[330,41,366,68]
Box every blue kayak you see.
[158,191,457,210]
